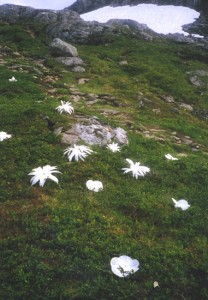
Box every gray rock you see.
[189,75,205,87]
[119,60,128,65]
[78,78,90,84]
[140,31,153,41]
[152,108,161,114]
[179,103,194,111]
[50,38,78,57]
[194,70,208,76]
[86,93,98,100]
[99,109,120,115]
[61,131,80,145]
[162,95,175,103]
[106,18,148,31]
[165,33,196,44]
[187,69,208,86]
[67,0,112,14]
[60,119,128,146]
[0,4,36,23]
[72,66,86,72]
[0,5,81,24]
[46,19,107,44]
[192,109,208,120]
[34,11,58,24]
[181,136,193,145]
[67,0,203,14]
[56,57,84,66]
[114,127,128,144]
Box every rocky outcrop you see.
[0,5,105,43]
[0,4,37,23]
[0,5,81,23]
[68,0,112,14]
[67,0,208,38]
[67,0,204,14]
[45,19,113,44]
[0,4,152,44]
[61,118,129,146]
[0,3,207,45]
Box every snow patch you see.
[81,4,201,36]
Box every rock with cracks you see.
[60,118,128,146]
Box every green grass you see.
[0,23,208,299]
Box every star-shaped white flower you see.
[172,198,190,210]
[122,159,150,179]
[165,154,178,160]
[86,180,103,192]
[9,76,17,82]
[28,165,61,187]
[64,144,93,162]
[0,131,12,141]
[55,101,74,114]
[110,255,139,278]
[106,142,121,153]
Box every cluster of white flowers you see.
[4,75,191,280]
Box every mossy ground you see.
[0,23,208,299]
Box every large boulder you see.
[50,38,78,57]
[49,38,85,71]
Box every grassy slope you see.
[0,23,208,299]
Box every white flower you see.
[110,255,139,277]
[106,142,121,153]
[165,154,178,160]
[86,180,103,192]
[0,131,12,141]
[122,159,150,179]
[55,101,74,114]
[28,165,61,187]
[172,198,190,210]
[153,281,159,288]
[64,144,93,161]
[9,76,17,82]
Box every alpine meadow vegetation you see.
[0,21,208,300]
